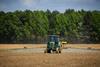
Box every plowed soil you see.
[0,44,100,67]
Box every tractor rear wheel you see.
[48,49,51,53]
[59,50,61,53]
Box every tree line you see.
[0,9,100,44]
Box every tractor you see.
[44,35,62,53]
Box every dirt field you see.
[0,44,100,67]
[0,44,100,49]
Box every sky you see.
[0,0,100,12]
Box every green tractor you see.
[44,35,62,53]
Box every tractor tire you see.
[59,50,61,53]
[48,49,51,53]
